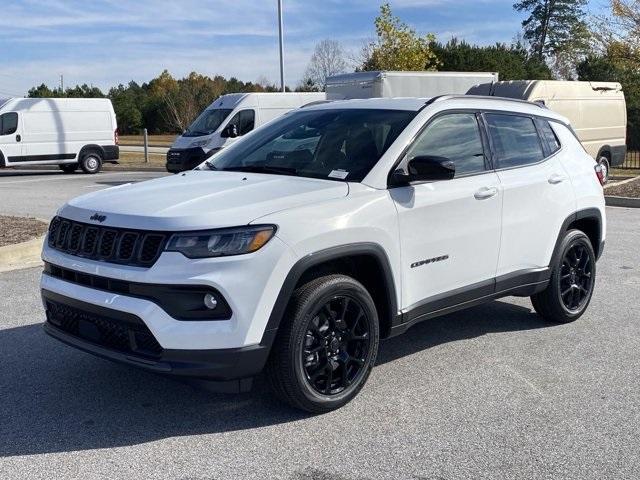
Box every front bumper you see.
[41,235,297,350]
[166,147,207,173]
[42,289,274,386]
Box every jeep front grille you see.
[47,216,168,267]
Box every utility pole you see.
[277,0,285,92]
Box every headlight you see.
[166,225,276,258]
[191,139,209,148]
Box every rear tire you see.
[80,151,102,174]
[531,230,596,323]
[58,163,78,174]
[266,274,379,413]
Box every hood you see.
[172,133,224,150]
[58,171,349,231]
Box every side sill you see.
[388,268,550,338]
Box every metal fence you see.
[623,151,640,169]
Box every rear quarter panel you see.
[554,123,607,242]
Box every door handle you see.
[548,173,566,184]
[15,134,21,142]
[474,186,498,200]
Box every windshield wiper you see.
[222,165,298,176]
[186,130,210,136]
[204,160,217,170]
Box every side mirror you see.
[391,155,456,185]
[221,123,238,138]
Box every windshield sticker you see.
[328,169,349,180]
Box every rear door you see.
[391,111,502,314]
[485,112,575,279]
[0,112,22,164]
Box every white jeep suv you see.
[41,96,606,412]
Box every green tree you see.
[108,82,144,134]
[361,3,439,71]
[514,0,590,74]
[432,38,552,80]
[27,83,61,98]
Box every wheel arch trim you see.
[260,242,399,346]
[551,208,604,265]
[78,144,105,160]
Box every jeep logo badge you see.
[90,213,107,223]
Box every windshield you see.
[184,108,233,137]
[207,108,416,182]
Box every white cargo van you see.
[0,97,119,174]
[325,71,499,100]
[467,80,627,180]
[166,92,326,172]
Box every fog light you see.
[204,293,218,310]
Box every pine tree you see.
[514,0,590,61]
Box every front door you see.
[0,112,22,165]
[391,111,502,315]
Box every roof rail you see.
[440,94,548,109]
[299,100,334,108]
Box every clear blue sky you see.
[0,0,605,97]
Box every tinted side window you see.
[228,110,255,136]
[0,112,18,136]
[539,120,561,154]
[407,113,486,176]
[238,109,255,135]
[485,114,544,168]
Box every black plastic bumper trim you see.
[102,145,119,162]
[44,262,232,321]
[42,291,270,383]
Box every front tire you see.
[80,151,102,174]
[531,230,596,323]
[266,274,380,413]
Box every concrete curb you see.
[0,235,44,273]
[605,196,640,208]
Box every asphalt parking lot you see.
[0,169,167,219]
[0,169,639,479]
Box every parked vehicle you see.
[0,97,119,174]
[42,95,605,412]
[166,92,326,173]
[467,80,627,181]
[326,71,499,99]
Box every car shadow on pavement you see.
[377,299,549,365]
[0,299,550,457]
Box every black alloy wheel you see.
[302,295,371,396]
[266,274,379,413]
[531,229,596,323]
[559,243,594,312]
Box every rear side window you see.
[407,113,487,176]
[538,120,561,154]
[0,112,18,136]
[485,114,545,168]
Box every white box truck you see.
[467,80,627,181]
[325,71,499,100]
[0,97,119,174]
[166,92,326,173]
